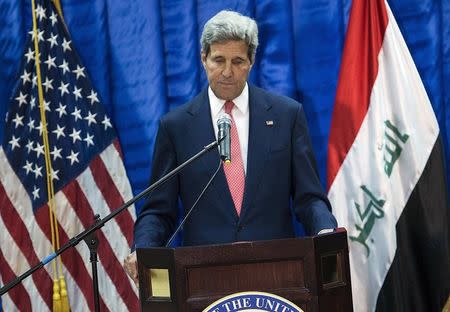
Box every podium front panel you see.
[137,229,352,312]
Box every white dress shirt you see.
[209,83,249,173]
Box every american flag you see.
[0,0,139,310]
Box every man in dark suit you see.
[124,10,337,285]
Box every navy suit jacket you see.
[134,85,337,247]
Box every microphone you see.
[217,113,231,163]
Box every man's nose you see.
[222,62,232,78]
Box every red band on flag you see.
[327,0,388,189]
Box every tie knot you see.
[224,101,234,114]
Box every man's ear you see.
[201,52,207,68]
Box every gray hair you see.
[201,10,259,63]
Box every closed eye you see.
[232,58,245,65]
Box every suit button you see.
[237,225,243,232]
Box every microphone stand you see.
[0,139,220,311]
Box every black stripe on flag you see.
[376,136,450,312]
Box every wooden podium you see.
[137,228,352,312]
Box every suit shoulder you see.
[160,91,205,126]
[249,85,302,111]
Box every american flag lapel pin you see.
[265,120,274,126]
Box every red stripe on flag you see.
[34,202,109,312]
[0,250,32,311]
[89,155,134,246]
[63,180,140,311]
[327,0,388,189]
[0,184,52,309]
[113,139,124,159]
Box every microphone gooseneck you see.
[165,160,223,247]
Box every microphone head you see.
[217,113,232,126]
[217,113,231,162]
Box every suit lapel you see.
[241,86,274,219]
[186,90,218,173]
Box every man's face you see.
[201,40,253,101]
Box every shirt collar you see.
[209,83,249,119]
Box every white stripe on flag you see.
[53,190,85,238]
[100,144,136,221]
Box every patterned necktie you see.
[223,101,245,216]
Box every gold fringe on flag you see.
[52,279,62,312]
[59,275,70,312]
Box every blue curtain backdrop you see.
[0,0,448,222]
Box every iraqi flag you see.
[327,0,450,311]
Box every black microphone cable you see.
[165,159,223,247]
